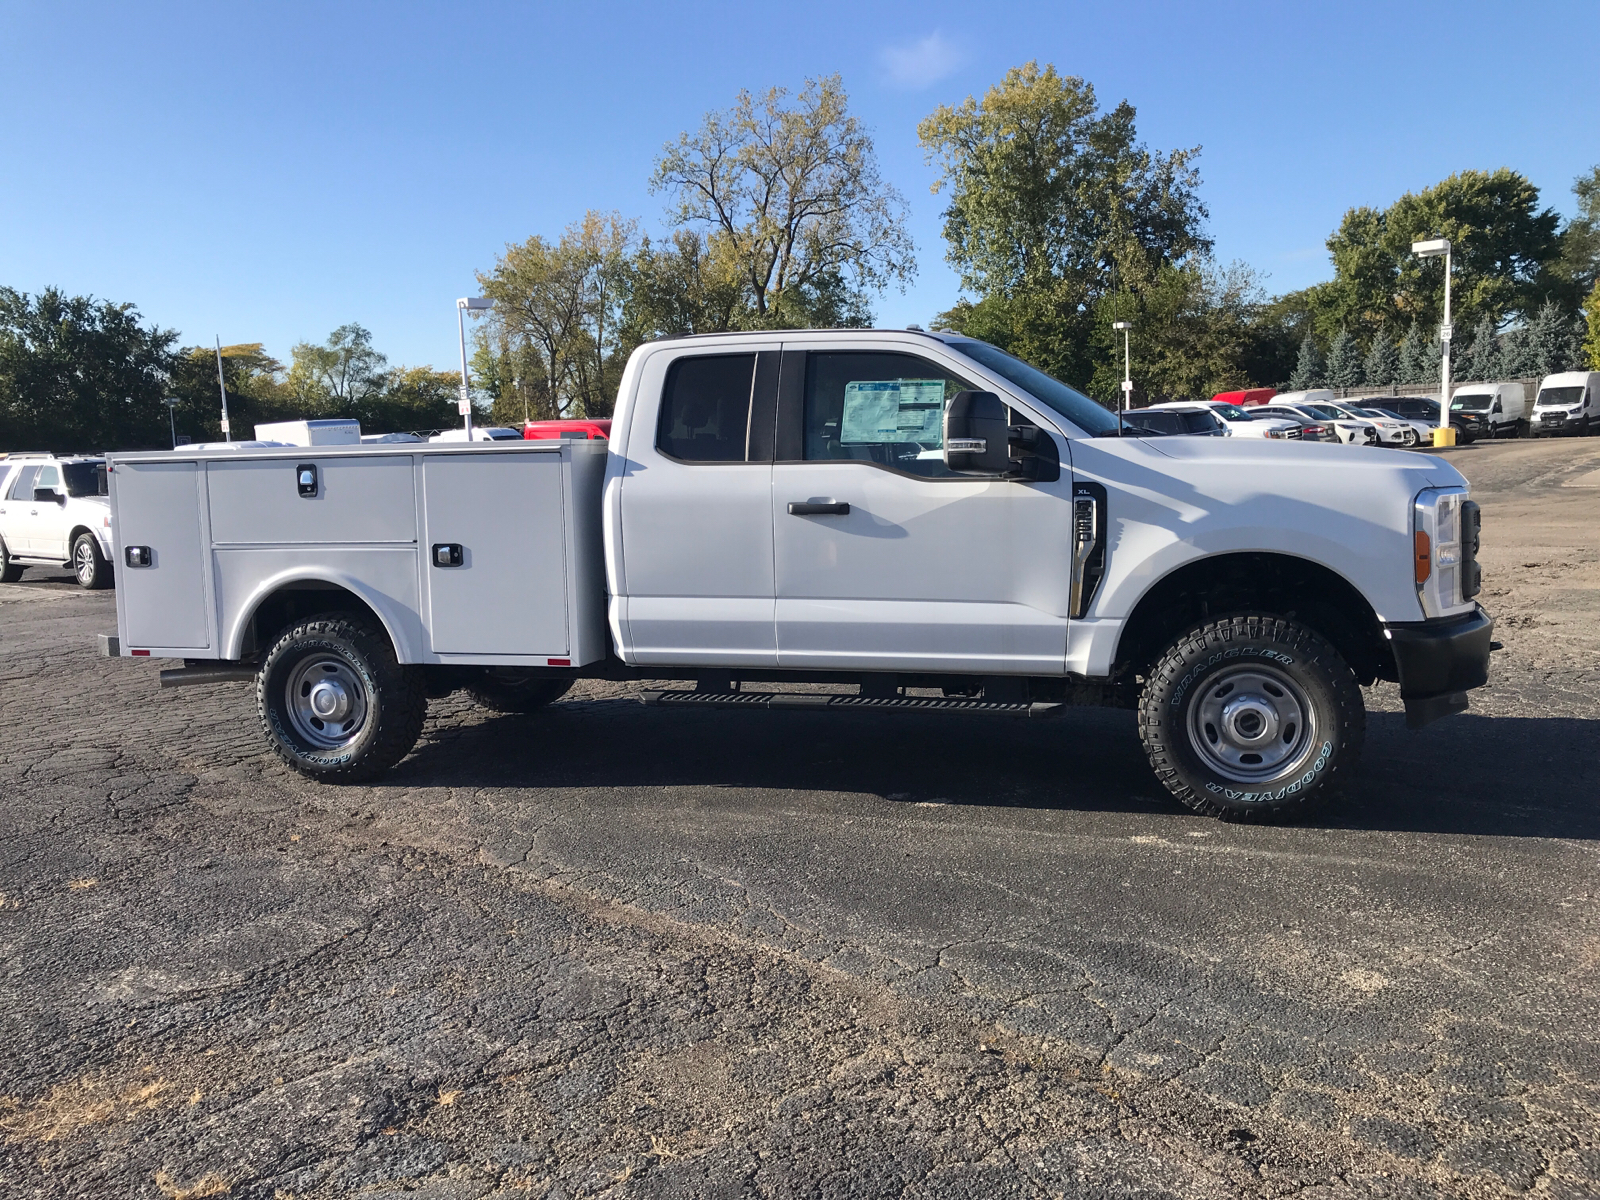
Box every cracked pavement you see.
[2,437,1599,1199]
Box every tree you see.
[1523,300,1584,376]
[1325,328,1364,389]
[1558,165,1600,298]
[166,342,288,442]
[287,324,389,414]
[478,211,636,419]
[652,75,912,327]
[0,287,177,451]
[918,61,1209,389]
[1310,170,1562,344]
[1288,333,1324,390]
[1458,316,1500,382]
[1585,280,1600,370]
[1362,331,1399,389]
[621,230,749,342]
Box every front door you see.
[618,344,782,666]
[27,464,67,559]
[771,347,1076,675]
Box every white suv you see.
[0,455,115,588]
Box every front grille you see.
[1284,428,1302,440]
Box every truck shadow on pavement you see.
[393,700,1600,841]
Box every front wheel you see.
[1138,614,1366,822]
[257,613,427,782]
[73,533,111,589]
[1400,428,1418,447]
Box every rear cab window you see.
[657,354,757,462]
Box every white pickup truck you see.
[99,329,1494,822]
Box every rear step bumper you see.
[640,690,1066,718]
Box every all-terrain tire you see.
[257,613,427,782]
[467,671,573,713]
[73,532,111,589]
[1138,614,1366,823]
[0,538,22,583]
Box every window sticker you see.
[840,379,946,444]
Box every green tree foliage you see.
[1522,300,1585,377]
[621,230,748,342]
[1584,280,1600,370]
[477,212,636,419]
[1313,170,1562,343]
[287,324,389,412]
[165,342,286,443]
[652,75,912,328]
[1325,328,1364,389]
[1288,333,1325,390]
[1558,165,1600,297]
[0,287,176,451]
[1362,331,1399,389]
[1397,322,1438,387]
[1458,316,1500,382]
[918,62,1210,392]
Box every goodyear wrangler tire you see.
[257,613,427,782]
[1139,614,1365,822]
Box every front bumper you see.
[1384,607,1494,729]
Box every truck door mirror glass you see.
[943,391,1012,475]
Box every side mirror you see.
[943,391,1012,475]
[34,487,64,505]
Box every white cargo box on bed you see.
[106,439,608,667]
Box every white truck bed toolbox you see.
[107,440,607,666]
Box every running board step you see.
[639,690,1065,718]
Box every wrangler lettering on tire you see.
[1139,614,1365,822]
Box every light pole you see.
[456,297,492,438]
[1112,321,1133,434]
[1411,238,1452,443]
[162,397,182,449]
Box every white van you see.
[1532,371,1600,437]
[1449,382,1526,439]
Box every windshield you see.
[1303,404,1346,420]
[949,340,1120,435]
[1210,403,1253,422]
[1451,393,1493,412]
[61,461,107,497]
[1536,386,1584,407]
[1365,409,1405,421]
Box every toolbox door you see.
[113,460,211,650]
[422,452,569,656]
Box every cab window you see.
[802,352,981,479]
[5,466,39,501]
[657,354,756,463]
[33,465,59,493]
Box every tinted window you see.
[1181,412,1219,434]
[1124,411,1183,435]
[5,466,39,501]
[62,461,107,497]
[658,354,756,462]
[803,352,979,478]
[949,340,1120,436]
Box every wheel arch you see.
[1113,551,1393,686]
[229,571,413,662]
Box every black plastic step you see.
[639,690,1065,718]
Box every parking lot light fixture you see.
[1112,321,1133,434]
[456,297,493,438]
[162,397,182,449]
[1411,239,1452,435]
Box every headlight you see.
[1414,487,1481,616]
[1265,429,1288,439]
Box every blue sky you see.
[3,0,1597,372]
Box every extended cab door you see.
[770,345,1076,674]
[617,343,781,665]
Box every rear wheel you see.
[1138,614,1365,823]
[467,670,573,713]
[72,533,110,589]
[258,613,427,782]
[0,539,22,583]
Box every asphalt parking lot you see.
[3,437,1599,1200]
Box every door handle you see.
[787,501,850,516]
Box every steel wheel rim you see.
[285,655,369,750]
[1187,663,1317,784]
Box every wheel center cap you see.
[308,679,351,721]
[1221,695,1279,746]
